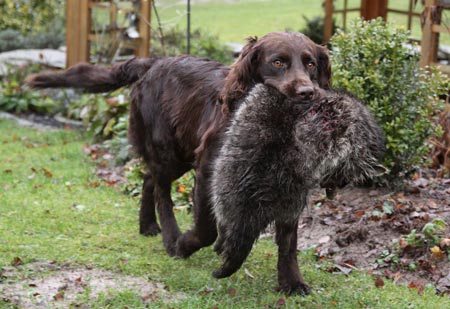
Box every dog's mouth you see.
[291,89,325,105]
[262,82,325,105]
[289,86,325,105]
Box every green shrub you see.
[67,90,130,141]
[0,29,26,52]
[0,1,65,52]
[0,28,66,53]
[0,0,64,34]
[24,22,66,50]
[67,90,133,163]
[299,15,338,45]
[331,18,449,184]
[151,28,234,64]
[0,64,60,114]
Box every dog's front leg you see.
[275,218,311,295]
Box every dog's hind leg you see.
[153,177,182,257]
[275,218,311,295]
[148,153,190,257]
[139,173,161,236]
[176,160,218,258]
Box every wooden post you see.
[360,0,387,21]
[137,0,151,58]
[343,0,348,30]
[420,0,438,67]
[323,0,334,44]
[66,0,90,68]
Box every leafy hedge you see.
[0,28,66,53]
[151,27,234,64]
[0,64,60,115]
[331,18,449,184]
[0,0,65,52]
[0,0,64,34]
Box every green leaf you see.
[382,201,394,215]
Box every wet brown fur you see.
[211,85,386,294]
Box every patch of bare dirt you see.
[298,173,450,295]
[0,261,185,308]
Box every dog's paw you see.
[212,267,230,279]
[212,262,240,279]
[165,243,179,258]
[139,222,161,236]
[173,234,202,259]
[278,282,311,296]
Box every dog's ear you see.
[220,36,259,115]
[316,45,332,90]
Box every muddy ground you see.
[1,261,185,308]
[300,172,450,296]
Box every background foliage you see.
[331,18,450,184]
[0,64,60,115]
[0,0,65,34]
[0,0,65,52]
[151,27,233,64]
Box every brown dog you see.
[26,32,331,293]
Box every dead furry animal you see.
[210,84,386,295]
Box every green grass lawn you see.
[152,0,449,45]
[153,0,323,43]
[1,119,450,308]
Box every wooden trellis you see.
[420,0,450,73]
[324,0,420,43]
[324,0,450,73]
[66,0,151,68]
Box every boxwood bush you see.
[331,18,449,184]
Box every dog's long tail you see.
[25,57,158,93]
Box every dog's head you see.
[220,32,331,113]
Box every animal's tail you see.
[25,57,158,93]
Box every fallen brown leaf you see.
[440,238,450,248]
[40,167,53,178]
[11,257,23,266]
[53,292,64,301]
[263,252,273,260]
[374,276,384,288]
[408,279,425,295]
[276,298,286,307]
[430,246,445,261]
[199,288,214,295]
[227,288,237,296]
[398,238,408,249]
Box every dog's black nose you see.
[296,86,315,101]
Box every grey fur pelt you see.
[210,84,386,290]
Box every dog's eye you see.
[306,62,316,70]
[272,60,284,69]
